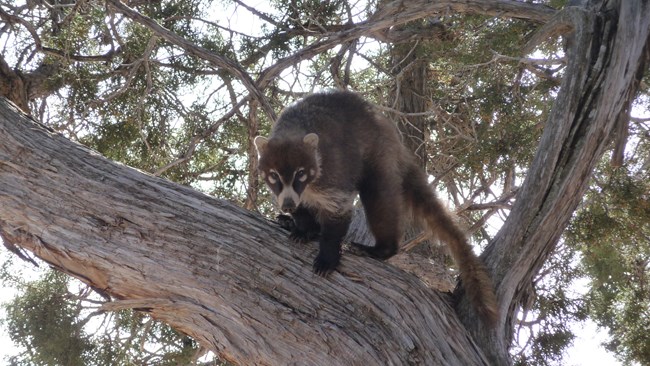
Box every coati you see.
[254,90,498,324]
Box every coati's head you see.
[254,133,321,213]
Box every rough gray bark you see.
[390,48,429,171]
[0,99,489,364]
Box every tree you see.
[0,0,649,365]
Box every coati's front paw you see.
[312,250,341,276]
[278,214,319,243]
[277,214,296,231]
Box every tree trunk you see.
[389,38,429,169]
[0,99,489,364]
[456,1,650,364]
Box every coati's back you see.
[269,91,405,190]
[272,90,389,141]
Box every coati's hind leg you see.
[355,173,402,259]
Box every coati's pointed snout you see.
[281,199,297,213]
[277,185,301,213]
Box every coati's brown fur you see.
[254,90,498,325]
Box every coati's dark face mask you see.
[254,133,321,213]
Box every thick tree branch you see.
[370,0,556,25]
[0,98,490,365]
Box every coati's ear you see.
[253,136,269,156]
[303,133,319,150]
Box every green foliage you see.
[1,264,205,366]
[513,243,588,366]
[4,271,93,366]
[567,163,650,365]
[433,18,546,161]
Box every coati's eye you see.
[268,171,279,184]
[296,168,308,182]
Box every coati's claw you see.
[278,214,319,242]
[312,251,340,276]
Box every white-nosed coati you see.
[254,90,498,324]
